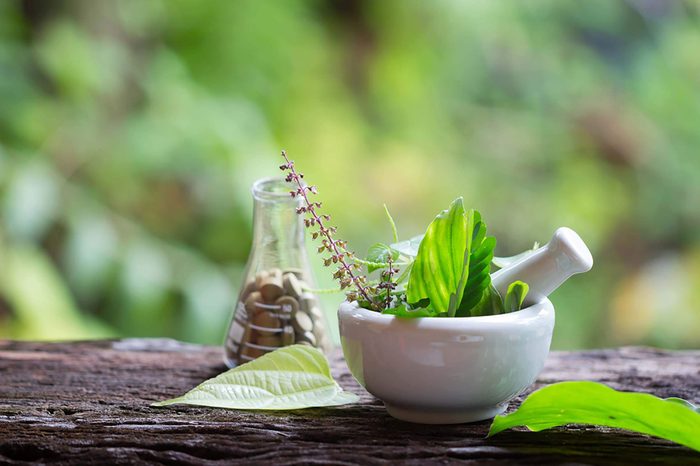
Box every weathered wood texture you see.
[0,340,698,465]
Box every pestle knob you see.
[491,227,593,306]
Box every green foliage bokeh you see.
[1,0,699,348]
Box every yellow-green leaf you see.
[153,345,358,410]
[406,197,469,315]
[365,243,399,273]
[489,381,700,452]
[504,280,529,312]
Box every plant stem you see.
[281,150,375,308]
[385,255,394,309]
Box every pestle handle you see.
[491,227,593,305]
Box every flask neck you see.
[249,177,307,270]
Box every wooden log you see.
[0,339,698,465]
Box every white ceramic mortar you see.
[338,227,592,424]
[339,299,554,424]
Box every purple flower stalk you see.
[280,150,376,308]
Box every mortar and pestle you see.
[338,227,593,424]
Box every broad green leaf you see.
[456,219,496,316]
[492,242,540,269]
[468,284,505,317]
[489,381,700,452]
[390,234,424,258]
[153,345,358,410]
[504,280,529,312]
[365,243,400,273]
[667,397,700,413]
[406,198,468,315]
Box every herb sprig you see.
[280,150,377,309]
[280,150,527,317]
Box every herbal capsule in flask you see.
[224,177,332,367]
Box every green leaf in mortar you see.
[391,234,424,258]
[365,243,400,273]
[153,345,358,410]
[488,381,700,452]
[381,303,437,317]
[406,197,470,316]
[504,280,529,312]
[456,213,496,317]
[468,284,505,317]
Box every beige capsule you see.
[309,305,324,321]
[282,273,304,299]
[283,268,306,280]
[226,316,247,350]
[241,344,266,360]
[239,280,257,302]
[259,274,284,304]
[275,296,299,315]
[292,310,314,334]
[253,309,281,336]
[296,330,317,346]
[254,270,270,289]
[282,325,295,346]
[236,320,255,361]
[244,291,263,317]
[299,292,318,312]
[256,335,282,349]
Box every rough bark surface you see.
[0,339,698,465]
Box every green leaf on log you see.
[153,345,358,410]
[489,381,700,452]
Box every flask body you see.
[224,177,331,367]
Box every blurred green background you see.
[1,0,699,349]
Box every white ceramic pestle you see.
[491,227,593,306]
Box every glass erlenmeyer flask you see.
[224,177,331,367]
